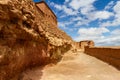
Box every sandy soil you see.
[21,51,120,80]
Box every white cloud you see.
[76,8,113,26]
[75,19,90,26]
[50,0,114,27]
[50,2,62,10]
[54,4,62,10]
[84,10,114,22]
[78,27,109,36]
[59,14,67,18]
[71,17,82,21]
[50,2,78,16]
[74,27,110,45]
[74,10,113,26]
[58,21,74,29]
[58,21,76,32]
[58,22,69,30]
[100,1,120,27]
[81,5,95,15]
[101,18,120,27]
[69,0,96,10]
[113,1,120,24]
[97,29,120,46]
[62,5,78,15]
[94,11,114,20]
[75,27,120,46]
[65,0,70,3]
[105,1,114,10]
[113,1,120,14]
[111,29,120,35]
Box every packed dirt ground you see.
[21,50,120,80]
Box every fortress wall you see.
[36,2,57,27]
[84,46,120,70]
[0,0,72,79]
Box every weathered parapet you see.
[72,40,94,51]
[0,0,72,80]
[85,46,120,70]
[80,40,94,50]
[35,1,57,27]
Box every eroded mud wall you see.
[85,46,120,70]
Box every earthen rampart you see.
[0,0,72,79]
[72,40,94,51]
[85,46,120,69]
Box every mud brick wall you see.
[84,46,120,70]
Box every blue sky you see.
[34,0,120,46]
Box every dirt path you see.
[21,51,120,80]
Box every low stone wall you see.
[84,46,120,70]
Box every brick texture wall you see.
[84,46,120,70]
[36,2,57,27]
